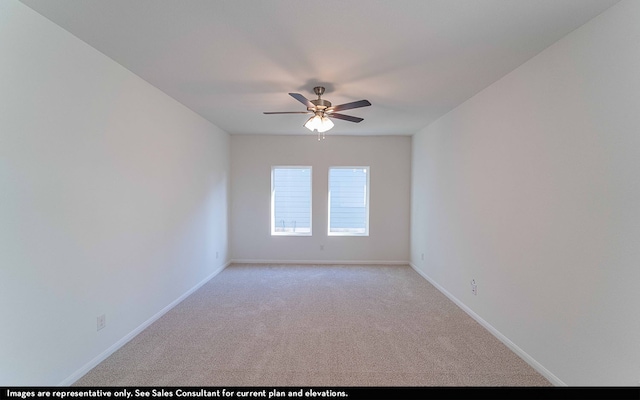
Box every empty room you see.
[1,0,639,389]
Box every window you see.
[328,167,369,236]
[271,166,312,236]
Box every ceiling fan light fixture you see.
[318,116,334,133]
[304,114,322,131]
[305,112,334,133]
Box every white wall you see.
[231,135,410,263]
[0,0,230,385]
[411,0,640,386]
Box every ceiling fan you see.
[264,86,371,138]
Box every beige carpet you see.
[73,263,551,387]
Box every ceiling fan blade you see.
[328,113,364,123]
[289,93,314,109]
[329,99,371,112]
[263,111,312,114]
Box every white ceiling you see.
[21,0,619,136]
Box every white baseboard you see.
[230,259,409,266]
[409,262,565,387]
[59,261,231,386]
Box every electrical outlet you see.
[216,251,219,259]
[471,279,478,295]
[97,314,106,331]
[320,244,324,251]
[421,253,424,260]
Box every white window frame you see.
[271,166,312,236]
[327,166,370,237]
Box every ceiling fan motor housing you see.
[309,98,331,111]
